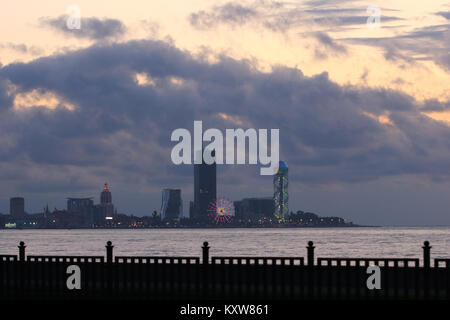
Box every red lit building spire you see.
[101,183,112,205]
[100,183,114,219]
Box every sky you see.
[0,0,450,226]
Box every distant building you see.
[234,198,274,221]
[100,183,114,219]
[66,197,94,227]
[273,161,288,221]
[10,197,25,218]
[193,150,216,222]
[161,189,182,220]
[67,198,94,213]
[189,201,195,219]
[289,211,347,226]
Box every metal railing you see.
[0,240,448,300]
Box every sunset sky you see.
[1,0,450,225]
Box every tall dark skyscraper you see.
[193,150,216,222]
[10,197,25,218]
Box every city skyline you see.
[1,1,450,226]
[1,0,450,309]
[1,176,354,228]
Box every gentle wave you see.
[0,227,449,260]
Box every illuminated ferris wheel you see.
[207,198,234,224]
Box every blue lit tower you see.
[273,161,288,221]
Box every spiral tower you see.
[273,161,288,222]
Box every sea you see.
[0,227,449,260]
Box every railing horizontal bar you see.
[434,258,450,268]
[317,258,419,261]
[212,257,304,259]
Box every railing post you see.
[422,241,431,268]
[105,241,114,295]
[202,242,210,265]
[18,241,26,262]
[422,241,432,299]
[106,241,114,264]
[307,241,315,267]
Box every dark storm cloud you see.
[0,77,13,109]
[40,16,127,40]
[420,99,450,112]
[1,38,450,198]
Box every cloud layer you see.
[0,38,450,223]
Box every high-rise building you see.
[67,197,95,227]
[273,161,288,221]
[193,150,216,222]
[67,198,94,213]
[100,183,114,219]
[101,183,112,204]
[10,197,25,218]
[234,198,274,221]
[161,189,182,220]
